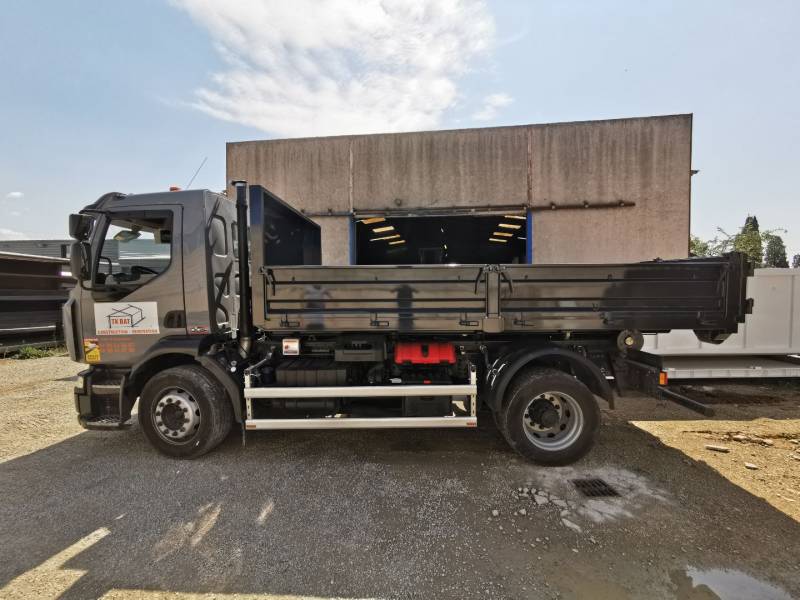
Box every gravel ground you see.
[0,356,798,600]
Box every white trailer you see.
[644,268,800,379]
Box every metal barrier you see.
[0,251,75,354]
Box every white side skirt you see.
[245,416,478,430]
[244,384,476,398]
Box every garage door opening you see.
[354,213,528,265]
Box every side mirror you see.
[69,241,91,282]
[69,214,93,240]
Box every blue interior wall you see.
[526,210,533,263]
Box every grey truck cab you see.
[65,188,238,440]
[64,183,752,462]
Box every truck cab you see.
[65,189,239,432]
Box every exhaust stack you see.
[232,180,253,358]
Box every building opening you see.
[354,213,528,265]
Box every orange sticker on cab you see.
[83,339,101,363]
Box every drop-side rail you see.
[255,253,751,335]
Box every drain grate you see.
[571,478,620,498]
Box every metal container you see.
[645,268,800,356]
[0,251,74,352]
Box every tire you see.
[138,364,233,459]
[498,368,599,465]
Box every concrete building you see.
[227,114,693,266]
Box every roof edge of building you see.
[227,113,693,147]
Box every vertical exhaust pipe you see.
[232,181,253,358]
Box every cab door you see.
[81,206,185,365]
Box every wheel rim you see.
[152,388,201,444]
[522,391,584,451]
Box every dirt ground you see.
[0,356,798,600]
[630,382,800,523]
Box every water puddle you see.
[671,567,793,600]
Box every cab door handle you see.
[164,310,186,328]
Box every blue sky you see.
[1,0,798,258]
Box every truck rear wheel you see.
[139,365,233,459]
[499,368,599,465]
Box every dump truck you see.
[63,182,752,464]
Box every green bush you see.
[13,346,66,360]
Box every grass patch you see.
[13,346,67,360]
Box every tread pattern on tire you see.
[499,367,600,465]
[139,364,233,459]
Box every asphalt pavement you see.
[0,357,798,599]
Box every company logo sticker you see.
[94,302,160,335]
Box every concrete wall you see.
[227,114,692,265]
[350,126,530,210]
[530,116,692,262]
[314,216,351,266]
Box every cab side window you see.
[94,211,172,290]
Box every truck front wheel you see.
[499,368,599,465]
[139,365,233,459]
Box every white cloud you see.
[0,228,29,240]
[3,191,28,217]
[172,0,495,137]
[472,92,513,121]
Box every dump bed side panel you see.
[254,254,751,335]
[257,265,486,332]
[502,254,750,333]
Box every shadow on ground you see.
[1,408,799,599]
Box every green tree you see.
[689,235,711,257]
[692,217,789,268]
[763,234,789,267]
[732,215,764,266]
[744,215,760,231]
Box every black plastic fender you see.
[128,337,204,383]
[128,337,244,423]
[197,355,244,423]
[486,346,614,413]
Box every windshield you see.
[94,211,173,289]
